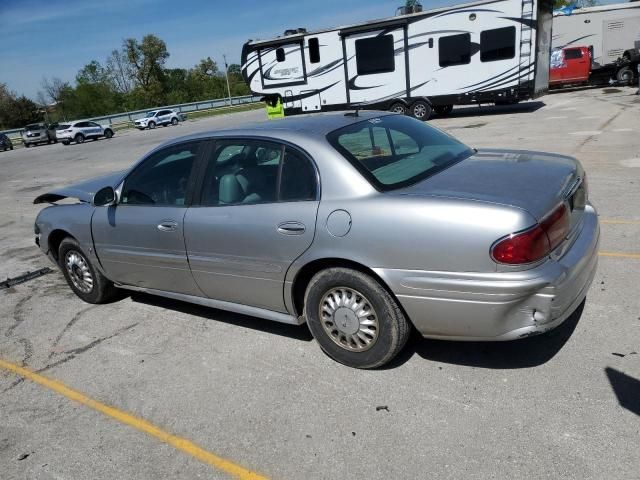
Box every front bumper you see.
[375,205,600,341]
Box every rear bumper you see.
[375,205,600,340]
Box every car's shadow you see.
[440,101,545,119]
[386,300,584,370]
[129,291,314,342]
[128,292,583,369]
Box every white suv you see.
[134,109,180,130]
[56,121,114,145]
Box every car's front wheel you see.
[58,237,117,304]
[171,117,178,126]
[304,268,411,369]
[148,121,156,129]
[104,129,113,139]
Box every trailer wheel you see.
[434,105,453,116]
[410,100,432,121]
[388,102,407,115]
[616,66,634,85]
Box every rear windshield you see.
[327,115,473,191]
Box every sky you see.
[0,0,452,99]
[0,0,623,100]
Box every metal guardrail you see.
[1,94,263,139]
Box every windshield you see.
[145,111,157,118]
[327,115,473,191]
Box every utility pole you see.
[223,54,232,106]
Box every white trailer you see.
[241,0,554,118]
[552,2,640,70]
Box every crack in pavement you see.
[1,322,139,394]
[47,306,98,361]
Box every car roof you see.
[166,111,394,144]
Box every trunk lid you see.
[392,148,583,222]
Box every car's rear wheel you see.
[617,66,634,84]
[75,133,85,144]
[24,143,30,148]
[58,237,117,304]
[171,117,178,125]
[148,121,156,129]
[104,129,113,139]
[62,141,70,146]
[410,100,432,121]
[304,268,411,369]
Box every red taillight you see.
[491,204,570,265]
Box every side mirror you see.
[93,186,116,207]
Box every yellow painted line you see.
[0,359,268,480]
[600,219,640,225]
[599,251,640,260]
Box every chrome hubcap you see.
[413,104,427,118]
[319,287,379,352]
[65,250,94,293]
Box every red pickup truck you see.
[550,46,592,87]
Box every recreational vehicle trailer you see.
[241,0,554,119]
[552,2,640,72]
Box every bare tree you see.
[41,77,69,104]
[106,48,134,93]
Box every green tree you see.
[76,60,108,84]
[124,34,169,104]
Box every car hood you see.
[392,149,580,220]
[33,170,126,204]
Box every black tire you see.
[171,117,178,126]
[62,141,70,146]
[409,100,432,121]
[388,102,407,115]
[434,104,453,116]
[24,143,30,148]
[58,237,117,304]
[616,66,634,84]
[304,268,411,369]
[104,129,113,139]
[148,121,156,129]
[75,133,85,144]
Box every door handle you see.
[277,222,306,235]
[157,221,178,232]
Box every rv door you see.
[259,41,307,88]
[533,0,554,97]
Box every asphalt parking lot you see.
[1,87,639,479]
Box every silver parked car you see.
[22,123,57,147]
[33,112,599,368]
[134,109,180,130]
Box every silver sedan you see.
[33,112,599,368]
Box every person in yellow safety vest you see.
[265,96,285,120]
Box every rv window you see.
[276,48,286,62]
[308,38,320,63]
[480,27,516,62]
[564,48,583,60]
[439,33,471,67]
[355,34,395,75]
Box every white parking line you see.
[612,128,634,132]
[546,116,567,120]
[568,131,602,135]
